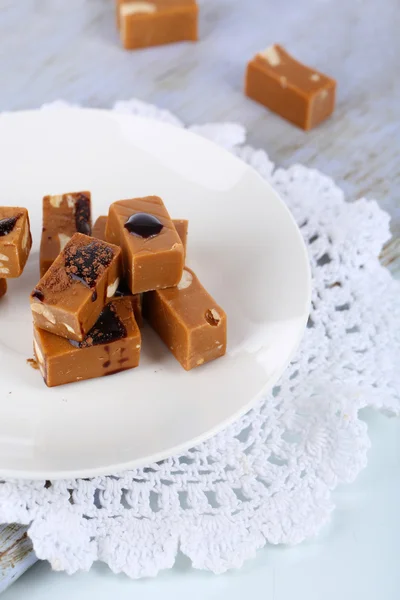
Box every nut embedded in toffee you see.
[0,207,32,277]
[33,297,141,387]
[118,0,198,50]
[245,44,336,130]
[106,197,184,294]
[31,233,122,342]
[144,267,227,370]
[40,191,92,277]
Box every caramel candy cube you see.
[106,197,184,294]
[94,215,188,326]
[0,279,6,298]
[92,216,108,242]
[40,191,92,277]
[113,280,143,328]
[144,267,227,370]
[31,233,121,342]
[92,215,143,326]
[34,297,141,387]
[0,207,32,277]
[96,214,188,257]
[173,219,189,259]
[245,44,336,130]
[119,0,198,50]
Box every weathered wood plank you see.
[0,0,397,252]
[0,525,37,594]
[380,238,400,279]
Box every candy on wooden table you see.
[30,233,121,342]
[40,191,92,277]
[0,279,6,298]
[245,44,336,130]
[118,0,198,50]
[144,267,227,371]
[33,297,141,387]
[0,207,32,277]
[105,197,185,294]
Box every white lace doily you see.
[0,100,399,578]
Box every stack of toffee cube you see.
[31,193,226,387]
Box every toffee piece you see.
[144,267,227,370]
[94,215,187,253]
[0,207,32,277]
[92,216,108,242]
[0,279,6,298]
[93,215,188,326]
[118,0,198,50]
[106,197,184,294]
[92,215,143,327]
[245,44,336,130]
[31,233,121,342]
[172,219,189,259]
[40,191,92,277]
[34,297,141,387]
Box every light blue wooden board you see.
[0,0,398,271]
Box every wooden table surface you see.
[0,0,399,276]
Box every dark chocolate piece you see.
[69,302,127,348]
[64,240,115,288]
[114,279,132,297]
[0,215,20,237]
[124,213,164,239]
[31,288,44,302]
[75,193,92,235]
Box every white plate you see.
[0,108,310,479]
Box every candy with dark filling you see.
[40,191,92,277]
[0,207,32,277]
[93,215,188,326]
[33,297,141,387]
[92,215,142,326]
[144,267,227,370]
[245,44,336,130]
[31,233,121,342]
[106,197,184,294]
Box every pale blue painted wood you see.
[0,0,398,258]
